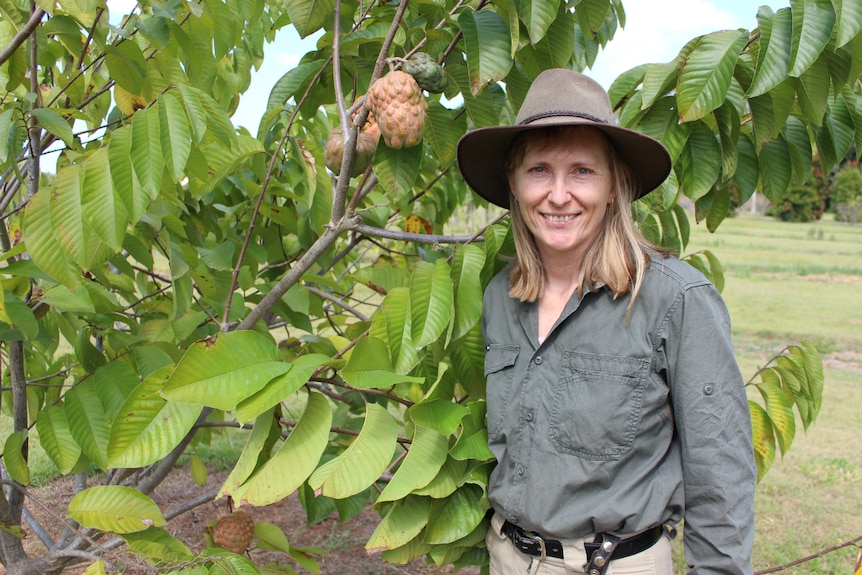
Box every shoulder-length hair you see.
[505,126,666,309]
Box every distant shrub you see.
[768,158,828,222]
[829,163,862,223]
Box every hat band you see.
[519,110,608,126]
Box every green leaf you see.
[414,457,467,498]
[733,131,759,203]
[308,403,399,499]
[104,41,147,94]
[218,409,279,499]
[365,496,431,553]
[158,92,192,182]
[377,426,449,503]
[407,399,469,436]
[759,136,792,204]
[190,454,208,486]
[423,101,461,167]
[3,430,30,485]
[796,53,830,124]
[372,287,420,375]
[285,0,334,38]
[227,391,332,506]
[108,127,148,222]
[835,0,862,47]
[121,526,194,562]
[749,7,793,97]
[236,353,331,423]
[458,9,513,95]
[410,259,453,349]
[372,142,423,201]
[342,335,423,390]
[109,366,202,468]
[677,30,747,122]
[68,486,166,534]
[82,148,127,253]
[749,401,775,482]
[424,484,487,544]
[161,331,289,411]
[65,381,111,470]
[788,0,834,77]
[756,381,795,456]
[130,106,165,199]
[677,120,720,201]
[450,244,485,343]
[32,108,79,151]
[641,62,679,109]
[520,0,558,44]
[36,404,82,475]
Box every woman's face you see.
[508,126,616,266]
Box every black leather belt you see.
[501,520,662,563]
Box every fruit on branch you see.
[352,101,381,142]
[211,511,255,554]
[367,70,427,149]
[324,127,378,177]
[403,52,447,94]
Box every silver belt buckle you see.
[523,530,547,561]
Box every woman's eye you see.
[575,167,593,175]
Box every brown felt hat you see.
[457,68,672,208]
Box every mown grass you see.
[685,212,862,574]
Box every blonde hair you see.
[506,127,664,309]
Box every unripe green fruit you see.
[403,52,447,94]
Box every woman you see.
[456,69,755,575]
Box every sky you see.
[229,0,789,130]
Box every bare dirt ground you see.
[21,469,482,575]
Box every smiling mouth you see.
[542,213,577,223]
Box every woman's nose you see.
[547,176,570,204]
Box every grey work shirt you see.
[482,253,755,575]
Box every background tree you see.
[829,160,862,221]
[0,0,849,573]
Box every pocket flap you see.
[484,345,519,375]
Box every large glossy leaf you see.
[458,9,513,95]
[227,391,332,506]
[677,31,747,122]
[32,108,78,151]
[408,399,469,436]
[519,0,558,44]
[121,526,194,563]
[788,0,834,77]
[158,92,192,183]
[749,401,775,482]
[372,287,420,375]
[756,380,795,456]
[365,496,431,554]
[372,142,423,201]
[424,484,487,544]
[68,486,165,534]
[161,330,289,410]
[218,409,280,499]
[82,148,126,253]
[130,106,164,199]
[3,431,30,485]
[308,402,399,499]
[835,0,862,47]
[796,53,830,124]
[109,366,202,468]
[749,7,793,97]
[36,404,82,475]
[410,259,453,349]
[236,353,331,423]
[108,127,148,222]
[450,244,485,343]
[423,101,462,169]
[676,120,721,201]
[341,335,423,390]
[377,426,449,503]
[65,381,111,470]
[759,136,792,204]
[285,0,334,38]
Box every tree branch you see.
[0,8,45,67]
[754,534,862,574]
[354,223,483,245]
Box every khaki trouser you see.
[486,513,675,575]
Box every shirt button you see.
[524,411,534,422]
[517,465,526,476]
[704,384,714,395]
[485,345,490,351]
[508,516,519,524]
[535,356,543,365]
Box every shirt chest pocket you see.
[548,351,649,460]
[484,344,520,440]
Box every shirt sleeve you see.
[664,283,756,575]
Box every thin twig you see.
[754,534,862,574]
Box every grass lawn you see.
[686,212,862,574]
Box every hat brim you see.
[457,119,672,209]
